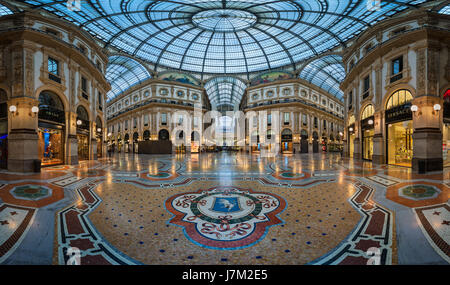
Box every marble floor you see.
[0,152,449,265]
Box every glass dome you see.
[24,0,426,75]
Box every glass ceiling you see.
[19,0,428,102]
[106,55,152,101]
[204,77,247,108]
[439,5,450,15]
[299,55,345,99]
[23,0,425,76]
[0,4,13,16]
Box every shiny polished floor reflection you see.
[0,152,449,265]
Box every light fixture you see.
[9,105,17,113]
[411,105,418,112]
[31,106,39,113]
[368,119,374,125]
[433,104,441,111]
[97,127,102,133]
[349,127,354,132]
[77,119,82,126]
[108,132,112,137]
[339,132,343,136]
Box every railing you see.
[48,73,61,83]
[390,72,403,83]
[107,98,207,120]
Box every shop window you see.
[361,104,374,120]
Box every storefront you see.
[250,130,260,153]
[159,129,169,141]
[133,132,139,153]
[281,129,293,153]
[124,133,130,152]
[348,124,355,158]
[321,133,327,152]
[312,131,319,153]
[361,105,374,161]
[0,89,7,169]
[76,106,90,161]
[143,130,150,141]
[38,91,66,166]
[385,89,413,167]
[96,117,103,158]
[175,130,186,153]
[117,135,122,152]
[443,89,450,167]
[191,131,200,153]
[300,130,308,153]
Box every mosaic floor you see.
[0,152,449,265]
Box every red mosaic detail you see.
[0,204,35,259]
[0,182,64,208]
[415,203,450,261]
[386,181,450,208]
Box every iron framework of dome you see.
[17,0,430,103]
[23,0,426,74]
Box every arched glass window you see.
[386,89,413,110]
[361,104,374,120]
[76,106,89,120]
[39,90,64,111]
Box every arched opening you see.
[133,132,139,153]
[159,129,169,141]
[348,115,355,158]
[175,130,186,153]
[281,128,293,153]
[38,90,66,166]
[191,131,200,153]
[321,132,327,152]
[76,105,90,161]
[312,131,319,153]
[250,130,260,153]
[0,89,7,169]
[96,116,103,158]
[143,130,150,141]
[385,89,413,167]
[361,104,375,161]
[300,129,308,153]
[117,134,122,152]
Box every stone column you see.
[412,96,443,172]
[8,45,40,172]
[411,45,443,172]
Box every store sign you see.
[39,107,65,124]
[385,104,412,123]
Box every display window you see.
[387,121,413,167]
[77,134,89,161]
[443,124,450,167]
[39,128,64,166]
[362,129,374,161]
